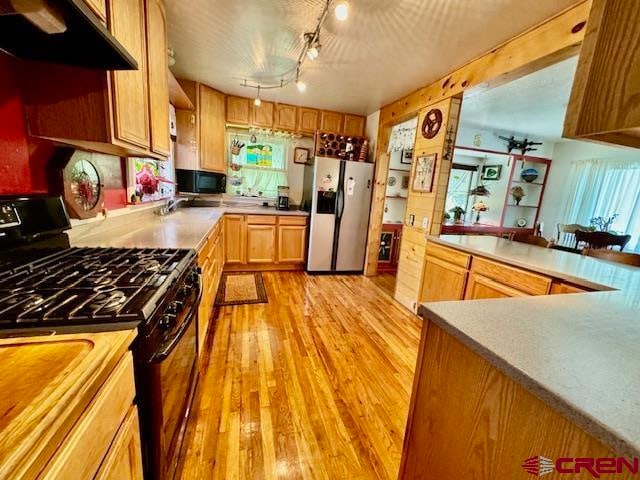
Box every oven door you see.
[151,305,199,479]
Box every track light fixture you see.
[239,0,349,97]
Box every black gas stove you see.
[0,246,195,334]
[0,196,202,480]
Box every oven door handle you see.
[151,284,202,363]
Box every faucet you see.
[159,197,191,216]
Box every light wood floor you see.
[176,272,422,480]
[369,273,397,298]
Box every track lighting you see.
[335,1,348,21]
[296,79,307,92]
[306,46,319,61]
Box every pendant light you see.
[254,86,262,107]
[334,1,349,21]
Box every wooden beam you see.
[379,1,591,126]
[564,0,640,149]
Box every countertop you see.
[420,235,640,457]
[0,329,137,478]
[70,206,308,250]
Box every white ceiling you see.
[166,0,579,115]
[459,56,579,141]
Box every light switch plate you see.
[422,217,429,229]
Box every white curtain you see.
[561,158,640,252]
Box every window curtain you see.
[387,117,418,153]
[560,158,640,252]
[227,132,288,198]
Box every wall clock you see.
[62,150,105,219]
[422,108,443,139]
[294,147,310,164]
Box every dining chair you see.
[508,232,550,248]
[556,223,591,249]
[583,248,640,266]
[574,230,632,251]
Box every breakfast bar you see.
[400,235,640,478]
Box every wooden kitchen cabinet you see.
[274,104,298,131]
[21,0,172,159]
[378,224,402,273]
[145,0,171,156]
[83,0,106,21]
[278,225,306,263]
[224,215,246,264]
[298,107,320,135]
[247,225,277,263]
[343,114,366,136]
[199,84,226,172]
[197,220,224,355]
[320,110,344,133]
[251,101,275,128]
[464,273,529,299]
[422,256,468,302]
[226,95,251,125]
[95,407,143,480]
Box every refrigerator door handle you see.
[336,187,345,219]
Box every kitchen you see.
[1,1,640,479]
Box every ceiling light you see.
[307,45,320,61]
[296,80,307,92]
[334,1,349,21]
[254,86,261,106]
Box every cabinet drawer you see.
[425,242,471,269]
[247,215,277,225]
[278,216,307,226]
[470,257,552,296]
[41,352,136,479]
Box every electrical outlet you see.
[422,217,429,229]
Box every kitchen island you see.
[400,235,640,479]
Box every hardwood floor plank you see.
[177,272,421,480]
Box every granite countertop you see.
[420,234,640,457]
[70,206,308,250]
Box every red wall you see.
[0,53,127,210]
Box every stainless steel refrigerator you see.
[303,157,374,273]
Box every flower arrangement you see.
[472,201,488,224]
[590,214,619,232]
[511,185,526,205]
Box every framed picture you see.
[482,164,502,181]
[411,154,437,193]
[401,149,413,165]
[294,147,310,165]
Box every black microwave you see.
[176,169,226,194]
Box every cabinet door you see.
[464,273,529,300]
[298,107,319,135]
[247,225,276,263]
[343,114,365,136]
[320,110,344,133]
[199,84,226,172]
[421,255,468,302]
[251,101,274,128]
[84,0,106,21]
[274,104,298,131]
[145,0,170,157]
[95,407,143,480]
[226,96,250,125]
[197,256,211,354]
[109,0,150,149]
[224,215,245,264]
[278,226,306,263]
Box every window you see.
[227,132,288,198]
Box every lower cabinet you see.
[197,220,224,355]
[464,273,529,299]
[421,255,468,302]
[224,214,307,269]
[95,407,144,480]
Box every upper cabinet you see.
[84,0,107,22]
[564,0,640,149]
[226,96,251,125]
[274,104,298,131]
[252,101,275,128]
[343,114,366,137]
[298,107,319,135]
[199,84,226,173]
[145,0,170,156]
[320,110,344,133]
[21,0,169,159]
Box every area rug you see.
[215,272,268,306]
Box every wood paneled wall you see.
[363,1,592,308]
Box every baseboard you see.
[223,263,305,272]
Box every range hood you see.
[0,0,137,70]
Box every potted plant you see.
[472,201,489,224]
[511,185,526,206]
[590,214,619,232]
[449,206,466,223]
